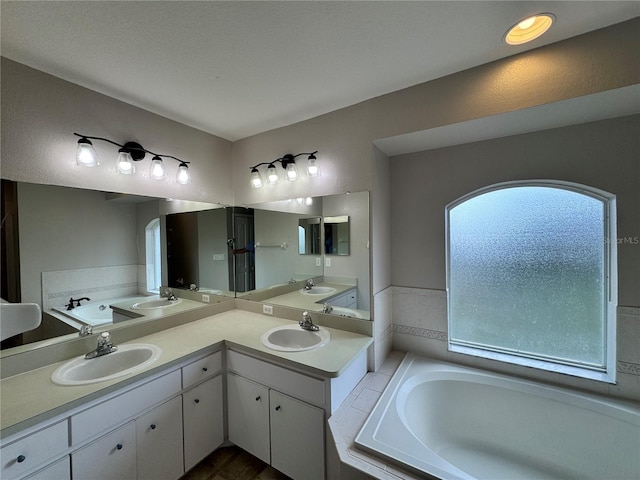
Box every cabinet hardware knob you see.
[17,455,26,463]
[275,405,281,411]
[194,398,200,404]
[150,424,157,430]
[116,444,123,450]
[202,367,208,372]
[255,396,261,401]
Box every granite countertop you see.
[1,309,372,438]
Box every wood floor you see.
[180,445,292,480]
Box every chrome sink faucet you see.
[304,279,315,291]
[85,331,118,359]
[299,311,319,332]
[161,287,178,301]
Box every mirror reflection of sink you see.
[261,324,330,352]
[51,343,162,386]
[300,286,337,296]
[131,298,182,310]
[330,307,364,318]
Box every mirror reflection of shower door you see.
[231,209,255,292]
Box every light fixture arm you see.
[248,150,318,172]
[74,133,190,165]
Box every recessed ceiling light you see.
[504,13,555,45]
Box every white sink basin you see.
[331,307,364,318]
[261,325,330,352]
[131,298,182,310]
[300,286,337,296]
[51,343,162,385]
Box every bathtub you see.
[355,353,640,480]
[53,296,142,326]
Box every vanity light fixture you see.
[74,133,191,184]
[504,13,555,45]
[249,151,319,188]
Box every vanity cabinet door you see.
[270,390,325,480]
[71,421,136,480]
[183,374,224,472]
[23,457,70,480]
[136,396,184,480]
[227,373,270,463]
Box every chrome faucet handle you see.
[322,303,333,314]
[97,331,111,347]
[79,325,93,337]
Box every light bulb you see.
[307,155,320,177]
[250,168,263,188]
[267,164,279,184]
[305,197,313,206]
[176,163,190,184]
[117,150,135,174]
[149,156,166,180]
[286,162,298,181]
[76,138,99,167]
[518,17,536,30]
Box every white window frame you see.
[445,180,617,383]
[145,218,162,294]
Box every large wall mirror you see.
[239,192,370,319]
[1,183,370,357]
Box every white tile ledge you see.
[328,351,428,480]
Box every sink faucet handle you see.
[98,331,111,346]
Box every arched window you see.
[145,218,162,293]
[446,181,617,382]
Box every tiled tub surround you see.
[391,286,640,401]
[355,353,640,480]
[41,265,141,312]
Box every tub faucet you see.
[322,303,333,314]
[304,279,315,291]
[85,331,117,359]
[66,296,91,310]
[299,311,319,332]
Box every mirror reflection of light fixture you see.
[73,133,191,184]
[249,151,318,188]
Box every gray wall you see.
[1,58,233,205]
[17,183,139,305]
[390,115,640,307]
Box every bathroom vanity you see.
[0,310,372,480]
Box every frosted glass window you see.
[447,183,615,378]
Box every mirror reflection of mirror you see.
[298,217,322,255]
[324,215,350,255]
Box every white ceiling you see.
[2,1,639,142]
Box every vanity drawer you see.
[71,370,181,445]
[182,351,222,389]
[227,350,324,407]
[0,420,68,479]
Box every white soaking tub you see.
[355,353,639,480]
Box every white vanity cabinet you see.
[0,420,69,480]
[71,421,137,480]
[136,396,184,480]
[328,288,357,309]
[227,350,325,480]
[227,373,271,463]
[182,351,224,472]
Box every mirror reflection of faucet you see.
[66,297,91,310]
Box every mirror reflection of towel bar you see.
[255,242,288,250]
